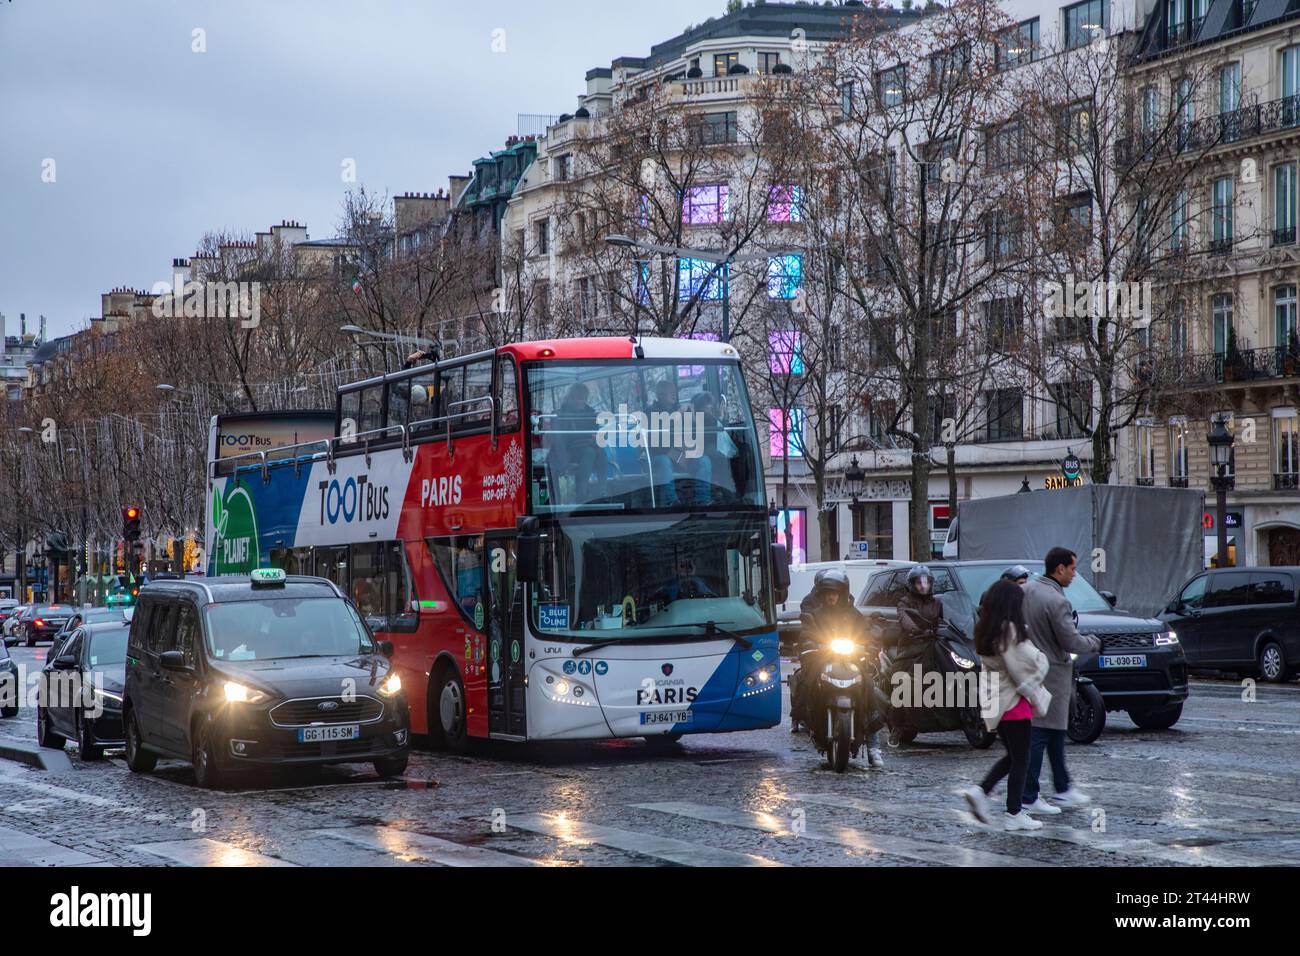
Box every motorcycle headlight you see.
[223,681,266,704]
[1155,630,1179,646]
[829,638,856,656]
[379,672,403,696]
[948,650,976,670]
[1069,653,1079,661]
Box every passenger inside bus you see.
[548,383,606,503]
[649,557,717,604]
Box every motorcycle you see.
[1067,655,1106,744]
[878,620,996,750]
[790,634,887,772]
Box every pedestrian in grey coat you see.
[1019,547,1101,816]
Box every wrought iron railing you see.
[1276,472,1300,490]
[1168,475,1189,488]
[1209,237,1233,256]
[1116,93,1300,163]
[1135,346,1300,389]
[1274,226,1297,247]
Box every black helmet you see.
[1002,564,1031,583]
[907,564,934,596]
[814,568,851,597]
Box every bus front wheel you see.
[430,668,469,754]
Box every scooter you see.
[790,634,886,772]
[878,621,997,749]
[1067,655,1106,744]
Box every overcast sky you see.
[0,0,715,339]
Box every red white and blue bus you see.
[204,337,788,749]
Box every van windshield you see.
[205,598,374,661]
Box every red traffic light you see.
[125,507,139,520]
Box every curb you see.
[0,738,74,772]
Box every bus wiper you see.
[685,621,752,650]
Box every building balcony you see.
[1273,226,1297,247]
[1135,346,1300,390]
[1117,94,1300,162]
[1276,472,1300,491]
[1168,475,1189,488]
[1208,237,1233,256]
[1136,476,1155,487]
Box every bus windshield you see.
[526,360,764,511]
[531,513,775,641]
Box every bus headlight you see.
[223,681,265,704]
[379,672,402,696]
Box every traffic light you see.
[122,506,141,542]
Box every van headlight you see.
[223,681,266,704]
[379,672,402,696]
[1155,630,1179,646]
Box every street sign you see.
[851,540,869,555]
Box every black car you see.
[1160,566,1300,682]
[122,569,410,788]
[52,607,134,647]
[36,621,129,759]
[857,560,1189,730]
[0,640,19,718]
[19,604,75,646]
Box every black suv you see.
[857,560,1189,730]
[1160,567,1300,682]
[122,570,410,788]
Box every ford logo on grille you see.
[317,700,340,712]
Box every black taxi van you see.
[122,569,410,788]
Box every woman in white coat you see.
[962,579,1052,831]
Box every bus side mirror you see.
[771,543,791,595]
[516,517,540,583]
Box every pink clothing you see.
[1003,696,1032,722]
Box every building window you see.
[768,407,805,458]
[1060,99,1093,153]
[1211,176,1234,249]
[924,137,960,184]
[635,260,651,305]
[683,183,729,224]
[996,19,1039,70]
[677,257,725,301]
[1275,408,1300,485]
[773,508,807,565]
[929,43,968,90]
[533,219,549,255]
[840,82,855,119]
[984,210,1023,261]
[983,296,1024,350]
[876,65,906,107]
[1275,163,1297,246]
[1218,62,1240,115]
[767,184,803,222]
[1136,425,1156,484]
[1275,284,1298,347]
[768,329,805,375]
[1052,381,1091,439]
[691,111,738,145]
[1211,293,1233,354]
[1142,86,1160,132]
[1170,302,1189,353]
[1170,190,1188,251]
[984,119,1022,170]
[869,400,897,443]
[713,52,738,76]
[757,51,782,75]
[1282,45,1300,117]
[1061,191,1093,240]
[1064,0,1107,49]
[767,254,803,300]
[1169,418,1189,485]
[554,154,572,182]
[985,388,1024,441]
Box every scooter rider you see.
[794,570,885,768]
[884,565,946,747]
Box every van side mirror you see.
[1099,590,1117,608]
[377,640,395,659]
[516,516,540,582]
[159,650,188,671]
[53,654,78,670]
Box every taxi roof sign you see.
[250,568,287,588]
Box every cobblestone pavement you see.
[1,643,1297,866]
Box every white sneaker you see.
[867,748,885,768]
[1053,787,1093,808]
[1024,796,1062,816]
[961,786,992,825]
[1004,811,1043,831]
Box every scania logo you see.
[661,663,674,676]
[317,700,340,712]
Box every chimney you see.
[39,315,46,343]
[448,175,471,204]
[20,313,26,338]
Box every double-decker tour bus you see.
[204,337,789,749]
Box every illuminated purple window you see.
[768,407,806,458]
[769,330,805,375]
[684,184,730,224]
[768,184,803,222]
[680,330,720,378]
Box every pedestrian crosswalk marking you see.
[787,792,1268,867]
[634,800,1048,867]
[131,838,297,867]
[311,826,544,867]
[509,812,783,867]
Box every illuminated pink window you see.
[768,407,806,458]
[768,184,803,222]
[768,330,805,375]
[684,184,730,224]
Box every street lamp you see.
[603,234,800,342]
[845,455,866,555]
[1207,417,1235,568]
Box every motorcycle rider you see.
[793,569,885,768]
[884,565,945,747]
